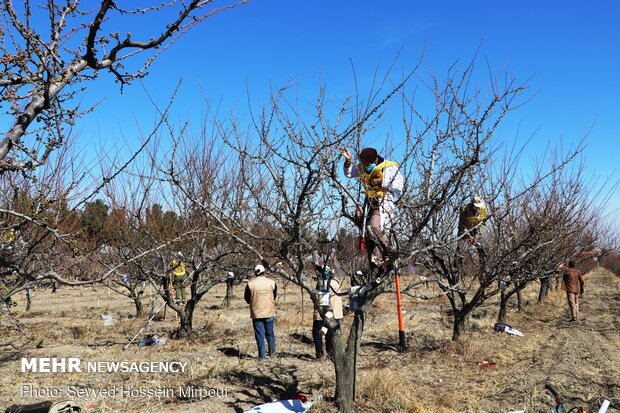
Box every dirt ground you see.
[1,268,618,413]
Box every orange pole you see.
[395,271,406,348]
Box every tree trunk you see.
[516,289,523,311]
[174,301,195,338]
[26,289,32,311]
[538,277,551,302]
[452,312,466,341]
[224,280,233,308]
[133,296,143,317]
[334,354,356,413]
[333,310,365,413]
[498,290,508,323]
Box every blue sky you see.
[74,0,620,221]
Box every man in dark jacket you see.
[558,261,584,321]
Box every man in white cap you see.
[244,264,278,359]
[458,195,487,244]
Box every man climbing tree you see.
[340,147,404,272]
[458,195,487,244]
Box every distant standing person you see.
[558,261,584,321]
[245,264,278,359]
[312,267,344,360]
[170,251,187,304]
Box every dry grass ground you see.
[1,268,618,412]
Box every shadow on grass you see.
[218,346,315,361]
[363,333,446,354]
[218,346,252,359]
[0,349,24,367]
[221,365,316,412]
[362,337,413,353]
[276,351,315,361]
[289,332,313,345]
[362,340,402,352]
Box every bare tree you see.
[97,127,254,338]
[0,91,194,338]
[414,139,617,339]
[0,142,83,308]
[0,0,248,172]
[487,151,617,322]
[1,0,250,334]
[155,51,536,411]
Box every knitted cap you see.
[359,147,378,164]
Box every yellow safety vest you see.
[462,204,487,230]
[172,259,186,276]
[359,160,399,199]
[2,228,14,243]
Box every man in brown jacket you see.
[558,261,584,321]
[244,264,277,359]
